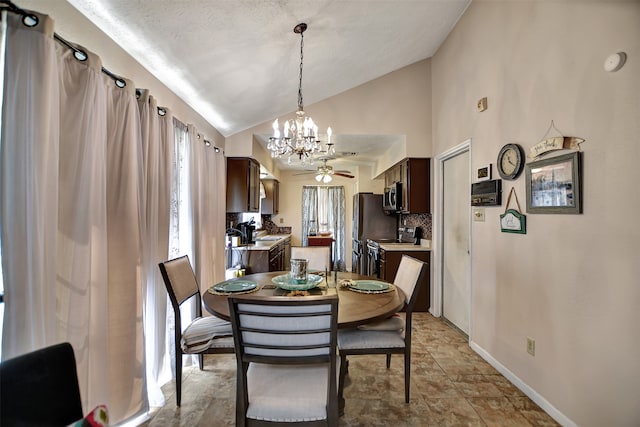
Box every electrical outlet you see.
[527,337,535,356]
[279,218,284,224]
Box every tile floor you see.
[142,313,560,426]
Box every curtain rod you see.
[2,0,222,153]
[2,0,127,88]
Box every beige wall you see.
[226,59,432,177]
[432,1,640,425]
[19,0,224,145]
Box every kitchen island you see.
[226,234,291,274]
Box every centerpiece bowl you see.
[272,273,323,291]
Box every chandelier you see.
[268,23,334,165]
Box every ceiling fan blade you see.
[335,170,353,174]
[334,172,355,178]
[292,171,317,176]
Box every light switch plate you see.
[473,207,485,222]
[477,97,487,112]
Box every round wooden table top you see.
[203,271,405,329]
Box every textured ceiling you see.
[64,0,470,138]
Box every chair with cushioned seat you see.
[159,255,235,406]
[0,342,84,426]
[228,293,339,426]
[291,246,332,272]
[337,254,427,405]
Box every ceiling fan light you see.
[315,174,323,182]
[323,174,332,183]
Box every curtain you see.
[1,7,226,421]
[1,12,147,422]
[327,186,346,271]
[301,186,318,246]
[1,11,59,359]
[138,90,173,407]
[301,186,346,270]
[188,127,222,297]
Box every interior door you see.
[442,149,470,335]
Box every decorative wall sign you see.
[528,136,584,159]
[525,151,582,214]
[528,120,585,159]
[476,164,492,181]
[500,187,526,234]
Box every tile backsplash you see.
[399,213,432,240]
[225,213,291,235]
[261,216,291,235]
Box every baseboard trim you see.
[469,341,576,427]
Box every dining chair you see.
[228,293,339,426]
[0,342,84,426]
[337,254,427,404]
[159,255,235,406]
[291,245,332,272]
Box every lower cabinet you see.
[380,249,430,312]
[243,237,291,274]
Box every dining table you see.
[203,271,405,329]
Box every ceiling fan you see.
[293,159,354,183]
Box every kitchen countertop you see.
[226,234,291,251]
[378,240,431,252]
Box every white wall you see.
[431,1,640,425]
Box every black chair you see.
[0,342,84,426]
[228,293,339,426]
[337,254,427,404]
[159,255,235,406]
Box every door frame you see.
[431,139,472,338]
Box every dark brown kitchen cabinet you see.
[240,237,291,274]
[384,157,430,214]
[226,157,260,213]
[384,163,403,188]
[261,179,279,215]
[380,249,430,312]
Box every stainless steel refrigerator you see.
[352,193,397,275]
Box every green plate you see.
[348,280,390,292]
[213,279,257,293]
[272,273,324,291]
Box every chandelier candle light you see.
[268,23,334,164]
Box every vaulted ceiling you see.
[64,0,470,137]
[18,0,470,172]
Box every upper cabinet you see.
[261,179,280,215]
[226,157,261,213]
[385,158,431,214]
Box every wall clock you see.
[497,143,525,180]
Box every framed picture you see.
[525,151,582,214]
[476,164,492,182]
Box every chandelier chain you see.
[298,31,304,111]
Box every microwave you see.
[383,182,402,213]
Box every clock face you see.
[497,144,524,180]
